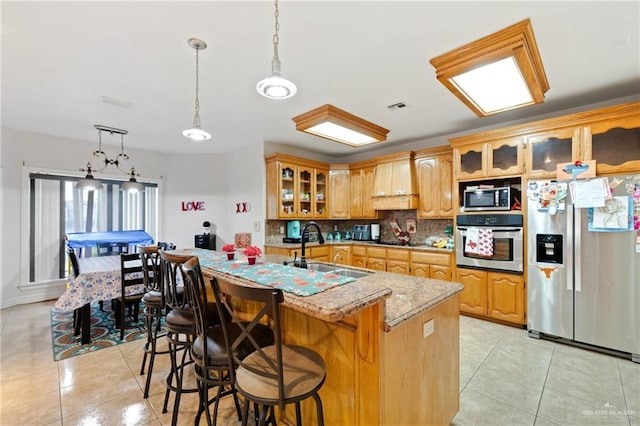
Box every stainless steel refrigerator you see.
[526,175,640,362]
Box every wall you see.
[0,128,265,309]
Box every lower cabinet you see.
[366,246,387,271]
[456,268,525,325]
[330,245,351,266]
[386,248,410,275]
[351,245,367,269]
[264,245,330,262]
[410,251,452,281]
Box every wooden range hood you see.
[371,151,419,210]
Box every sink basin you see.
[301,263,373,279]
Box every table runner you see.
[179,248,356,297]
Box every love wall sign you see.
[181,201,205,211]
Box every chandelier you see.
[76,125,144,192]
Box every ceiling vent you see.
[387,102,407,111]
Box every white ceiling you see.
[2,1,639,161]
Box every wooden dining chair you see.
[115,253,145,341]
[211,279,326,426]
[65,245,82,336]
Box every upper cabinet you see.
[415,146,454,219]
[350,160,378,219]
[525,127,580,179]
[449,101,640,181]
[329,165,350,219]
[451,137,524,180]
[265,154,330,220]
[585,114,640,175]
[372,151,419,210]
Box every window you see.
[26,171,158,285]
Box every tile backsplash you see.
[265,210,452,246]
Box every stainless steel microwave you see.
[463,186,519,211]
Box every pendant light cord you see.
[272,0,280,63]
[193,46,201,126]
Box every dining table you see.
[54,255,145,344]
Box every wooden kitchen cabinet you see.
[415,147,454,219]
[366,246,387,271]
[585,113,640,175]
[350,161,377,219]
[308,245,330,262]
[330,245,351,266]
[329,166,350,219]
[411,251,453,281]
[488,272,525,324]
[386,248,410,275]
[525,127,579,179]
[456,268,488,316]
[451,137,524,180]
[372,151,419,210]
[265,153,330,219]
[351,245,367,269]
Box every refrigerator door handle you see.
[574,208,581,292]
[567,206,574,291]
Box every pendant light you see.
[256,0,297,99]
[183,38,211,141]
[76,125,144,192]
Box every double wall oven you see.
[455,214,523,274]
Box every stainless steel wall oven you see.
[455,214,524,273]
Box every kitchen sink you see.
[301,263,373,279]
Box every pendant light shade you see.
[183,38,211,141]
[76,163,104,191]
[121,167,144,192]
[257,0,297,100]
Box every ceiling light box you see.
[292,104,389,147]
[429,19,549,117]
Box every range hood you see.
[372,151,419,210]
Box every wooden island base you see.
[277,294,459,425]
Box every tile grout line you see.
[616,359,633,426]
[532,342,556,425]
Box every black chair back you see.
[66,245,80,279]
[210,279,286,409]
[159,250,193,311]
[140,246,162,295]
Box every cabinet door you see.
[437,156,454,217]
[350,168,363,218]
[367,257,386,271]
[314,169,328,218]
[488,272,525,324]
[297,165,314,218]
[430,265,452,281]
[352,255,366,269]
[329,169,350,219]
[361,166,377,218]
[456,268,488,316]
[387,260,410,275]
[487,137,524,177]
[587,117,640,175]
[411,262,429,278]
[309,245,330,262]
[454,144,487,180]
[331,246,351,266]
[416,157,438,218]
[525,128,580,179]
[279,162,298,218]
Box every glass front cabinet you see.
[265,153,330,219]
[586,116,640,175]
[453,137,524,180]
[525,127,580,179]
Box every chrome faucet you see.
[333,253,342,273]
[296,221,325,269]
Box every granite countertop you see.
[200,252,462,332]
[265,240,454,254]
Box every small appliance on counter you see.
[283,220,302,243]
[353,224,371,241]
[370,223,380,242]
[195,221,216,250]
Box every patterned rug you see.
[50,302,153,361]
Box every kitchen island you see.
[197,251,463,425]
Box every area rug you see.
[50,302,155,361]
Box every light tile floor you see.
[1,300,638,425]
